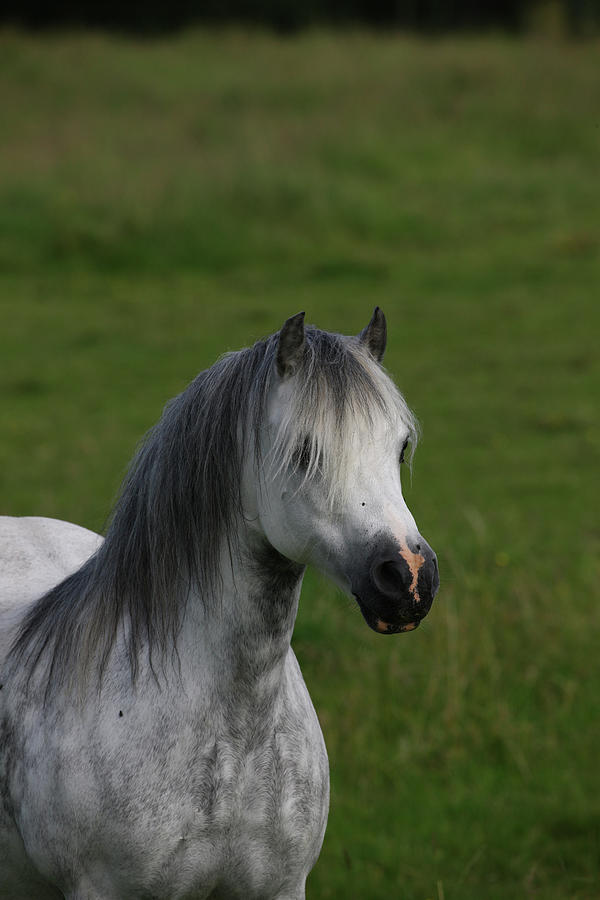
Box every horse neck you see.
[177,527,305,703]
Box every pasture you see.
[1,29,599,898]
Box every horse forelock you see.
[10,323,417,696]
[270,330,419,506]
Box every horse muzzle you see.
[352,537,439,635]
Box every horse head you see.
[252,309,439,635]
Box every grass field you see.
[1,28,599,899]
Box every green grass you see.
[1,28,599,899]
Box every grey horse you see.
[0,310,438,899]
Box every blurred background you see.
[1,2,598,898]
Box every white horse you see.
[0,310,438,900]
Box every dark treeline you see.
[1,0,599,33]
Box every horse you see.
[0,309,439,900]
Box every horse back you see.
[0,516,101,642]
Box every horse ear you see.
[358,307,387,362]
[276,312,306,378]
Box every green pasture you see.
[1,29,599,899]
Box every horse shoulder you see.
[277,649,330,852]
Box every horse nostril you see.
[371,557,411,598]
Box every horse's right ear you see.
[276,312,305,378]
[358,307,387,362]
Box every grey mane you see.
[10,325,418,695]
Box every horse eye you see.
[292,437,312,472]
[399,439,409,465]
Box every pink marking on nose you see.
[376,619,418,633]
[398,545,425,603]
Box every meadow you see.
[1,28,599,898]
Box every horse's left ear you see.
[276,311,306,378]
[358,307,387,362]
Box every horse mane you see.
[10,324,418,695]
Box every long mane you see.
[11,325,418,694]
